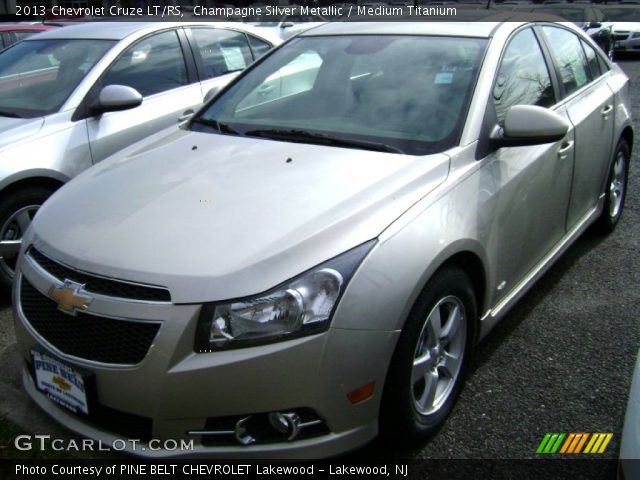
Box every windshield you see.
[0,39,115,118]
[192,35,487,155]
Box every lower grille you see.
[20,278,160,365]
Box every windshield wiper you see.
[244,128,404,154]
[0,110,22,118]
[191,118,241,135]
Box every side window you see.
[101,30,187,97]
[597,54,609,75]
[1,33,13,49]
[190,28,253,80]
[247,35,272,60]
[14,31,38,42]
[493,28,555,125]
[541,26,591,97]
[581,39,601,79]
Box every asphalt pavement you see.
[0,58,638,463]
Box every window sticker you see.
[435,72,453,84]
[220,47,246,71]
[571,61,587,88]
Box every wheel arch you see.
[0,170,68,201]
[621,126,634,156]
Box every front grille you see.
[615,33,630,41]
[20,278,161,365]
[28,248,171,302]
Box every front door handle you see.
[558,140,574,160]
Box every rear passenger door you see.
[185,27,273,99]
[539,25,615,229]
[85,28,203,163]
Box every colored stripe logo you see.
[537,433,613,454]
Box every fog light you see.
[268,412,301,440]
[234,416,255,446]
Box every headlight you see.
[632,32,640,39]
[194,240,376,351]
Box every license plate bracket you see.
[30,347,96,416]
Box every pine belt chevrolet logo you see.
[48,280,92,315]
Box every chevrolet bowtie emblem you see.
[52,375,72,391]
[48,280,92,316]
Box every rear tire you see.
[596,139,629,234]
[380,267,476,442]
[0,187,55,289]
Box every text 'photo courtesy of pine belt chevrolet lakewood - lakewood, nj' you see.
[0,20,634,459]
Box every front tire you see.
[596,139,629,234]
[0,187,54,289]
[380,267,476,442]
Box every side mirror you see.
[588,22,602,29]
[91,85,142,115]
[203,85,221,104]
[280,21,295,28]
[491,105,569,149]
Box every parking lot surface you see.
[0,58,638,463]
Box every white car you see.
[612,22,640,54]
[0,22,279,289]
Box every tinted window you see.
[597,49,609,75]
[14,31,39,41]
[494,28,555,125]
[542,26,591,97]
[102,30,187,97]
[0,39,114,117]
[195,35,487,156]
[190,28,253,80]
[581,39,601,79]
[247,35,271,59]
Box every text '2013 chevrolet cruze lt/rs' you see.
[13,22,633,458]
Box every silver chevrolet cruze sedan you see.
[0,21,278,289]
[13,21,633,458]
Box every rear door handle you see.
[558,140,574,160]
[602,105,613,119]
[178,110,195,123]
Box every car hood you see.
[29,130,449,303]
[0,116,44,152]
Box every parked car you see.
[244,8,327,40]
[0,23,57,50]
[13,21,632,458]
[611,22,640,53]
[0,22,279,289]
[509,4,615,58]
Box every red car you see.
[0,24,56,50]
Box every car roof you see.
[26,21,280,43]
[300,22,501,38]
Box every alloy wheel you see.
[411,295,467,415]
[609,149,627,220]
[0,204,40,280]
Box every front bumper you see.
[614,34,640,51]
[13,248,399,459]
